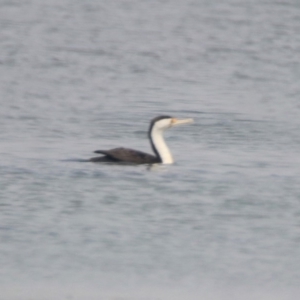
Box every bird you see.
[90,115,193,164]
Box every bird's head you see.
[150,115,194,132]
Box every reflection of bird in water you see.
[90,115,193,164]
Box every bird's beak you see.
[171,118,194,126]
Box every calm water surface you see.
[1,0,300,299]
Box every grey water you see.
[1,0,300,299]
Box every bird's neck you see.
[150,128,173,164]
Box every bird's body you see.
[90,115,193,164]
[90,148,160,164]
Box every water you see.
[1,0,300,299]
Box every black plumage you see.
[90,148,160,164]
